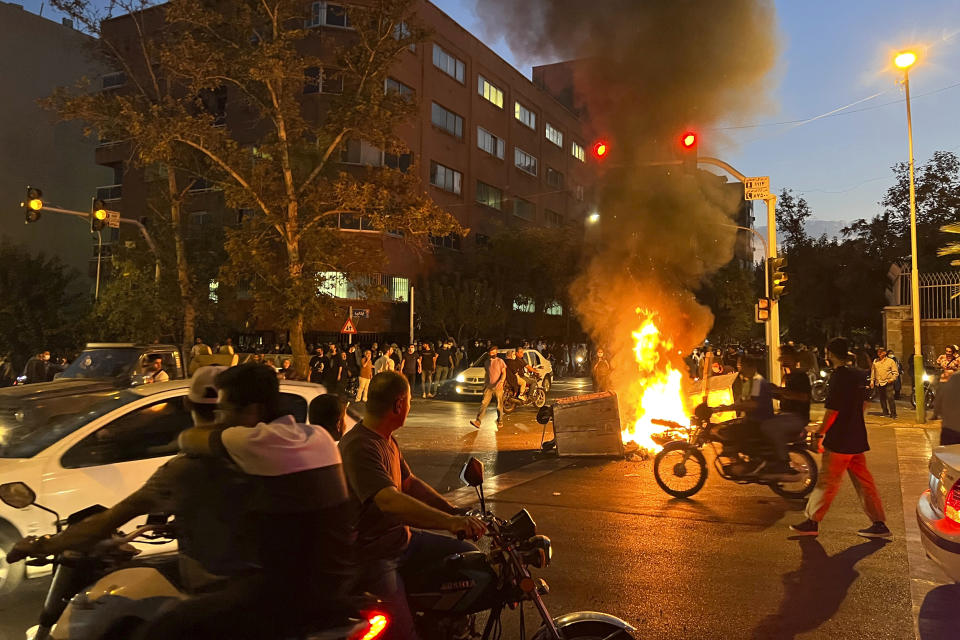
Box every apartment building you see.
[94,1,595,339]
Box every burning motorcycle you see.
[0,482,389,640]
[404,458,636,640]
[503,373,548,414]
[650,403,819,500]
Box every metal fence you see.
[895,270,960,319]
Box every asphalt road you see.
[0,379,955,640]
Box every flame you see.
[621,309,691,452]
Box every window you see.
[391,276,410,302]
[546,167,564,188]
[430,161,462,194]
[430,234,462,251]
[478,75,504,108]
[61,398,192,468]
[384,77,414,100]
[101,71,126,90]
[383,151,412,172]
[514,101,536,129]
[514,148,538,176]
[571,141,586,162]
[545,301,563,316]
[432,44,465,83]
[513,197,535,221]
[476,181,502,210]
[546,123,563,148]
[431,103,463,139]
[477,127,505,159]
[513,296,535,313]
[392,21,416,51]
[308,2,350,28]
[305,67,343,94]
[340,139,383,166]
[545,209,563,227]
[574,184,584,201]
[189,211,211,227]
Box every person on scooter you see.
[5,366,261,593]
[508,347,537,398]
[339,371,485,640]
[758,348,811,480]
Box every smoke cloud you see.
[475,0,779,387]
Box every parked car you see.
[917,444,960,582]
[56,343,186,387]
[0,379,327,594]
[449,349,554,398]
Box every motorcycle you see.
[650,403,819,500]
[503,373,547,414]
[909,371,937,411]
[403,458,636,640]
[0,482,389,640]
[809,368,830,404]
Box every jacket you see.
[870,357,899,386]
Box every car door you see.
[39,392,192,531]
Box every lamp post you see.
[895,50,926,424]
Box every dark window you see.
[513,197,535,221]
[61,398,192,468]
[546,167,564,188]
[384,152,412,172]
[304,67,321,94]
[431,103,463,139]
[476,181,502,210]
[324,3,350,27]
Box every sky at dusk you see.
[20,0,960,224]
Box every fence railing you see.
[894,270,960,319]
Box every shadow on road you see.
[919,583,960,639]
[751,537,888,640]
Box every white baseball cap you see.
[188,366,227,404]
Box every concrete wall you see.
[883,305,960,361]
[0,2,112,287]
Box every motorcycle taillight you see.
[944,480,960,525]
[349,613,389,640]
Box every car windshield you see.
[0,390,141,458]
[470,352,512,368]
[59,349,141,380]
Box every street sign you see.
[340,318,357,334]
[352,308,369,319]
[744,176,770,201]
[107,210,121,228]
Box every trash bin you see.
[551,391,624,457]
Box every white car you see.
[0,378,327,594]
[452,349,554,397]
[917,444,960,581]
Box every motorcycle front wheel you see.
[533,388,547,408]
[769,448,818,499]
[810,382,827,403]
[535,621,635,640]
[653,441,707,498]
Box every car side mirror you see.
[0,482,37,509]
[460,457,484,487]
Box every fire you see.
[621,309,691,452]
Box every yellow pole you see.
[903,69,926,423]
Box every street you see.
[1,378,957,640]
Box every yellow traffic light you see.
[768,256,788,299]
[22,186,43,223]
[94,208,107,221]
[90,198,108,232]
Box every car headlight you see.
[819,370,827,378]
[455,374,465,383]
[576,356,584,363]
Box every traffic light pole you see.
[32,205,160,283]
[698,157,781,385]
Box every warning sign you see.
[340,318,357,334]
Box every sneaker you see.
[496,420,503,429]
[857,522,892,539]
[469,420,481,429]
[789,519,819,536]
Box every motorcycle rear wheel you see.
[653,441,707,498]
[503,395,518,414]
[768,448,818,499]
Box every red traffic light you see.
[592,140,609,159]
[680,131,697,149]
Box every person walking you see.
[420,342,437,398]
[886,348,904,400]
[435,341,454,394]
[592,348,612,392]
[324,345,343,395]
[790,337,891,538]
[400,345,420,393]
[375,347,396,373]
[870,347,899,418]
[356,350,374,402]
[936,373,960,445]
[470,346,506,430]
[308,346,325,383]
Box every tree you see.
[0,239,89,370]
[415,275,506,344]
[88,258,180,343]
[154,0,461,371]
[775,188,812,251]
[697,261,761,344]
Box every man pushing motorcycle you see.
[339,370,485,640]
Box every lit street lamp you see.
[894,49,925,424]
[587,212,601,224]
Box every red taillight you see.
[350,614,389,640]
[944,480,960,524]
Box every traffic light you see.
[768,256,788,299]
[680,131,697,150]
[90,199,107,232]
[21,186,43,223]
[591,140,609,161]
[755,297,771,323]
[678,131,698,170]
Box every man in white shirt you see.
[470,346,506,430]
[375,346,397,373]
[143,355,170,383]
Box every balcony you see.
[96,184,123,201]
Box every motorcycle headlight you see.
[819,370,827,378]
[521,535,552,568]
[576,356,584,363]
[922,373,931,383]
[455,374,466,383]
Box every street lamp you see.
[587,212,600,224]
[894,49,925,423]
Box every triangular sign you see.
[341,318,357,334]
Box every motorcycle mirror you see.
[459,457,484,487]
[0,481,37,509]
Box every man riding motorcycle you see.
[339,371,485,640]
[759,348,811,480]
[506,347,537,398]
[712,356,776,475]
